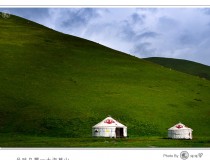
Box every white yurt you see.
[92,116,127,138]
[168,122,193,139]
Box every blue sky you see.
[1,8,210,66]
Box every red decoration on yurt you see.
[104,119,115,124]
[176,124,183,129]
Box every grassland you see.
[0,134,210,147]
[144,57,210,80]
[0,14,210,147]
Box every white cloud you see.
[1,8,210,66]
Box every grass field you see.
[144,57,210,80]
[1,134,210,147]
[0,14,210,147]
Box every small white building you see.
[168,122,193,139]
[92,116,127,138]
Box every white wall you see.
[92,127,127,138]
[168,129,192,139]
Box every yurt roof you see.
[93,117,126,128]
[168,122,193,130]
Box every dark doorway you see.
[115,128,124,138]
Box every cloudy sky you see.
[1,8,210,66]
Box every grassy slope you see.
[1,134,210,147]
[144,57,210,80]
[0,15,210,146]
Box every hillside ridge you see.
[144,57,210,80]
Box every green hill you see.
[0,14,210,146]
[144,57,210,80]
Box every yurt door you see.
[116,128,124,138]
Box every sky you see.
[1,8,210,66]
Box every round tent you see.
[92,116,127,138]
[168,122,193,139]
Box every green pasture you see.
[0,14,210,147]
